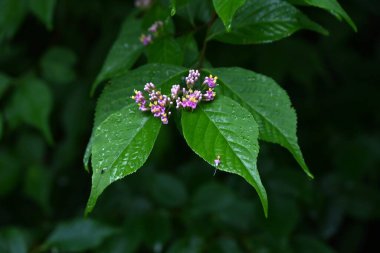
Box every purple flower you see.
[179,89,202,109]
[132,90,149,111]
[170,84,180,99]
[144,82,156,92]
[148,90,162,102]
[214,155,221,167]
[203,75,218,88]
[150,102,165,117]
[140,34,152,46]
[133,69,219,125]
[203,88,216,101]
[157,94,169,107]
[148,21,164,33]
[185,69,200,87]
[175,97,182,109]
[161,113,169,124]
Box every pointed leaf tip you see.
[182,95,268,216]
[206,67,312,179]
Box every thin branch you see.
[197,12,217,69]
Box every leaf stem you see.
[197,12,217,69]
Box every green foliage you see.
[0,114,2,138]
[0,150,21,196]
[6,77,53,143]
[91,17,143,94]
[0,72,11,98]
[40,47,77,84]
[23,165,52,213]
[82,0,356,215]
[0,0,27,42]
[150,173,188,207]
[1,0,375,252]
[208,0,328,44]
[207,67,312,177]
[177,34,199,67]
[28,0,56,30]
[212,0,246,31]
[86,105,161,214]
[288,0,357,31]
[0,228,29,253]
[182,96,267,215]
[146,37,183,65]
[42,219,117,251]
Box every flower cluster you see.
[132,70,218,124]
[132,82,171,124]
[139,21,164,46]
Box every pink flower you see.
[132,90,149,111]
[171,84,180,99]
[140,34,152,46]
[203,88,216,101]
[185,69,200,87]
[203,75,218,88]
[161,113,169,124]
[214,155,221,167]
[148,21,164,33]
[179,89,202,109]
[133,69,219,125]
[144,82,156,92]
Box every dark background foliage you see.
[0,0,379,252]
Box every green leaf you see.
[212,0,246,31]
[288,0,356,31]
[189,182,256,231]
[181,95,268,216]
[0,0,27,42]
[146,37,184,65]
[85,65,187,205]
[83,64,186,170]
[150,173,188,207]
[28,0,56,30]
[42,219,116,252]
[86,105,161,215]
[7,78,53,144]
[176,0,213,26]
[210,238,243,253]
[167,237,203,253]
[0,150,21,196]
[293,235,335,253]
[177,34,199,67]
[23,165,52,213]
[264,195,299,236]
[40,47,77,84]
[91,17,144,95]
[0,114,2,138]
[95,231,141,253]
[170,0,177,16]
[15,133,46,165]
[169,0,191,16]
[207,67,312,178]
[208,0,328,44]
[83,136,93,172]
[143,210,172,247]
[0,228,29,253]
[0,72,11,99]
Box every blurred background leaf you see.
[5,77,53,143]
[42,219,117,251]
[0,0,378,252]
[28,0,57,30]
